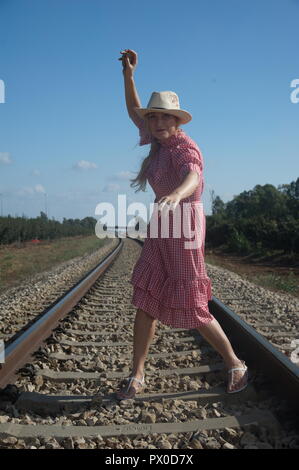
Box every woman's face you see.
[145,112,179,142]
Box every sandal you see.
[115,375,145,400]
[227,361,248,394]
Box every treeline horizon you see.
[206,177,299,258]
[0,177,298,258]
[0,212,99,245]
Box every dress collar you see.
[159,128,187,148]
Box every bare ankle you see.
[131,368,144,379]
[225,356,243,369]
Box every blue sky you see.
[0,0,298,223]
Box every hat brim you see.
[134,107,192,125]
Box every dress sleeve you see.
[170,146,203,180]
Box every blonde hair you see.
[130,115,181,193]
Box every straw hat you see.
[134,91,192,124]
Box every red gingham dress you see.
[130,117,214,329]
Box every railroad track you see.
[0,237,298,450]
[0,238,120,343]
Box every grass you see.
[205,251,299,298]
[250,272,298,295]
[0,235,112,294]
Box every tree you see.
[39,211,48,220]
[206,179,298,257]
[212,195,225,216]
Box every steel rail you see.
[128,235,299,410]
[1,233,298,410]
[209,298,299,408]
[0,238,123,389]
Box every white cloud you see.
[35,184,45,194]
[32,169,41,176]
[20,187,34,195]
[73,160,98,170]
[102,183,121,192]
[114,171,135,181]
[0,152,12,165]
[18,184,46,196]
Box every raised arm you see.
[118,49,143,128]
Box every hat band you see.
[147,107,180,111]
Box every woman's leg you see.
[132,308,157,378]
[117,308,157,398]
[197,318,248,392]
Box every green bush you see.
[227,228,252,254]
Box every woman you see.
[116,49,248,400]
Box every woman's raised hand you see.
[118,49,138,76]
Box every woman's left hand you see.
[157,192,182,215]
